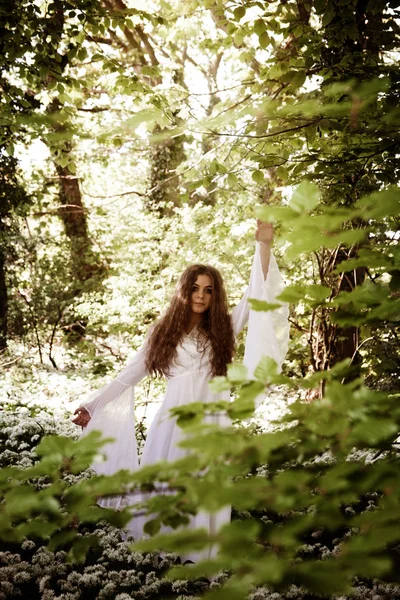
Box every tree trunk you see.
[332,249,366,367]
[0,246,7,350]
[306,245,367,400]
[56,163,102,283]
[48,100,106,287]
[0,154,32,349]
[147,123,186,217]
[306,0,383,396]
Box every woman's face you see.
[191,274,212,314]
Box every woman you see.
[72,221,289,551]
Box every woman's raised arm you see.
[255,220,273,279]
[231,221,289,377]
[231,221,274,336]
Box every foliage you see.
[2,390,400,600]
[125,179,398,597]
[133,376,400,598]
[0,404,212,600]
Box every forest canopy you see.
[0,0,399,598]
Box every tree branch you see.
[135,24,160,67]
[76,106,110,112]
[208,119,322,139]
[82,188,146,199]
[86,35,113,45]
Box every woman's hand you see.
[72,406,91,428]
[255,220,274,245]
[255,220,273,278]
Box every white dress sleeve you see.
[231,242,289,377]
[81,343,148,486]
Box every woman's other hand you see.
[255,220,274,245]
[72,406,91,428]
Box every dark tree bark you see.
[306,0,384,394]
[55,163,103,283]
[0,154,31,349]
[47,99,106,287]
[37,4,107,291]
[332,249,366,366]
[147,124,186,216]
[0,247,7,350]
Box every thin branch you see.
[48,308,64,369]
[288,317,308,333]
[45,174,81,181]
[82,188,146,199]
[76,107,110,113]
[18,291,43,365]
[32,203,90,217]
[212,93,253,119]
[97,341,126,361]
[208,119,322,139]
[0,355,23,369]
[103,0,147,61]
[86,35,113,45]
[135,24,160,67]
[108,28,130,52]
[180,43,208,80]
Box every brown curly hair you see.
[145,264,235,377]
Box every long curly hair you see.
[145,264,235,378]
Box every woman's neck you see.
[185,313,202,334]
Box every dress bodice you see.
[167,330,212,379]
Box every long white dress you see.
[81,243,289,552]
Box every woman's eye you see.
[206,289,212,294]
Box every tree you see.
[0,156,31,349]
[0,0,108,287]
[191,0,399,388]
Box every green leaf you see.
[248,299,282,312]
[233,6,246,21]
[294,560,352,594]
[258,32,270,49]
[209,376,231,393]
[252,169,265,184]
[47,530,77,552]
[356,188,400,219]
[254,18,265,36]
[169,402,205,427]
[227,364,248,383]
[322,3,335,26]
[144,518,161,536]
[253,356,278,382]
[291,71,307,89]
[229,381,266,419]
[334,247,397,273]
[290,181,320,212]
[5,143,14,156]
[67,535,99,563]
[278,283,331,304]
[126,107,162,129]
[349,417,398,446]
[255,205,298,224]
[269,64,282,79]
[389,270,400,292]
[227,172,238,186]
